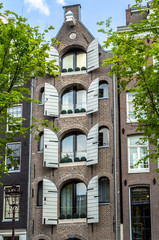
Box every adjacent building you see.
[29,4,120,240]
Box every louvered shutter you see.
[42,178,57,225]
[0,236,3,240]
[87,39,99,72]
[43,128,58,168]
[87,78,99,114]
[19,235,26,240]
[87,124,98,166]
[44,83,59,117]
[87,176,99,223]
[46,46,59,66]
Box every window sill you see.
[58,218,86,224]
[99,202,110,206]
[37,151,43,154]
[8,170,20,173]
[2,219,19,222]
[39,103,44,106]
[99,97,109,100]
[128,169,149,174]
[98,145,109,149]
[61,70,87,76]
[60,112,86,118]
[60,161,86,167]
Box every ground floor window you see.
[4,237,19,240]
[131,187,151,240]
[60,181,86,219]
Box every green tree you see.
[98,0,159,170]
[0,3,59,180]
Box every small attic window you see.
[65,11,76,26]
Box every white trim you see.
[61,70,86,76]
[58,218,86,224]
[60,112,86,118]
[59,161,86,167]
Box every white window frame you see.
[128,136,149,173]
[126,93,137,123]
[6,142,21,172]
[7,104,23,132]
[3,185,20,221]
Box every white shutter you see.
[87,39,99,72]
[87,176,99,223]
[0,236,3,240]
[19,235,26,240]
[44,83,59,117]
[87,78,99,114]
[87,124,98,166]
[43,128,58,168]
[42,178,57,225]
[46,46,59,66]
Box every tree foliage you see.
[0,4,59,180]
[98,0,159,170]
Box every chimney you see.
[126,4,131,25]
[63,4,81,22]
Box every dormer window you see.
[62,49,86,72]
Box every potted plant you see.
[75,108,80,113]
[68,109,73,114]
[75,67,80,71]
[81,156,86,161]
[66,214,72,219]
[67,158,72,163]
[81,66,86,71]
[74,157,80,162]
[80,213,86,218]
[68,68,73,72]
[62,68,67,72]
[61,110,67,114]
[59,214,65,219]
[73,213,79,218]
[81,108,86,112]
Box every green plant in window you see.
[67,109,73,114]
[62,68,67,72]
[81,108,86,112]
[59,214,65,219]
[81,156,86,161]
[73,213,79,218]
[66,214,72,219]
[81,66,86,70]
[75,108,80,113]
[74,157,80,162]
[75,67,80,71]
[68,68,73,72]
[80,213,86,218]
[61,110,67,114]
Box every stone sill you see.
[61,70,87,76]
[60,112,86,118]
[60,161,86,167]
[128,169,149,174]
[58,218,86,224]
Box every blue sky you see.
[1,0,137,46]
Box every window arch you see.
[99,177,110,204]
[61,85,86,114]
[39,87,44,105]
[61,131,87,163]
[38,132,44,152]
[60,181,87,219]
[99,81,108,99]
[98,126,109,147]
[37,181,43,206]
[62,49,86,72]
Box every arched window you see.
[98,127,109,147]
[37,181,43,206]
[39,87,44,105]
[60,181,87,219]
[62,49,86,71]
[61,86,86,114]
[99,177,110,204]
[38,132,44,152]
[99,81,108,99]
[61,131,87,163]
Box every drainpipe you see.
[27,77,34,240]
[113,72,118,240]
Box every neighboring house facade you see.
[0,15,31,240]
[29,4,120,240]
[118,4,159,240]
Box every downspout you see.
[27,77,34,240]
[113,72,118,240]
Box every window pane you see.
[76,90,86,110]
[8,105,22,118]
[99,177,110,203]
[99,83,108,98]
[37,181,43,206]
[76,134,87,158]
[61,183,73,216]
[4,186,20,219]
[99,127,109,147]
[76,183,86,215]
[62,90,73,111]
[7,143,21,171]
[62,135,73,159]
[130,147,138,169]
[63,53,73,69]
[76,52,86,68]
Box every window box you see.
[60,158,72,163]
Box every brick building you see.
[117,3,159,240]
[29,4,120,240]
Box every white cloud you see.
[24,0,50,16]
[56,0,65,5]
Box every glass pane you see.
[4,186,20,219]
[37,181,43,206]
[76,90,86,110]
[99,177,110,203]
[99,83,108,98]
[61,135,73,159]
[76,183,86,215]
[76,52,86,68]
[99,127,109,146]
[63,53,73,69]
[8,105,22,118]
[62,90,73,111]
[130,147,138,169]
[131,188,150,204]
[61,183,73,216]
[76,134,87,158]
[39,134,44,151]
[7,143,21,171]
